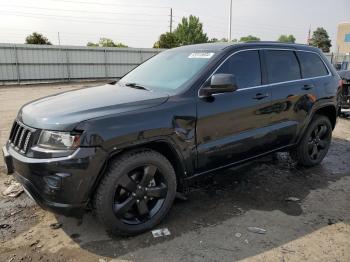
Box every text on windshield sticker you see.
[188,52,214,59]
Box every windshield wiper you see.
[124,82,150,91]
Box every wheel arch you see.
[296,104,337,145]
[89,139,187,201]
[313,104,337,129]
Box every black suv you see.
[2,42,341,235]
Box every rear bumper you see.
[341,96,350,109]
[341,84,350,109]
[2,144,107,217]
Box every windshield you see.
[119,49,217,92]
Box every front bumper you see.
[2,144,107,217]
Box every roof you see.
[172,42,231,51]
[171,41,319,53]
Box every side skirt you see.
[185,143,297,182]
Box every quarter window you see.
[265,50,301,84]
[216,50,261,89]
[297,51,328,78]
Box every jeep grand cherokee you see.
[3,42,341,235]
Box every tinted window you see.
[216,50,261,89]
[297,51,328,78]
[265,50,301,84]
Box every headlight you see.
[38,130,80,150]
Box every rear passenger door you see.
[296,50,331,102]
[262,49,325,148]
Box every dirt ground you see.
[0,83,349,262]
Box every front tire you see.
[292,115,332,166]
[93,149,177,236]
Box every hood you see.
[19,84,169,131]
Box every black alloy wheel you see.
[307,123,331,161]
[93,150,176,235]
[292,115,332,166]
[113,165,168,225]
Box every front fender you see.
[75,96,197,176]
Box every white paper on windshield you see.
[188,52,214,59]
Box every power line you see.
[0,11,169,27]
[0,29,161,42]
[0,31,162,46]
[0,26,161,36]
[0,10,167,24]
[169,6,309,32]
[1,4,169,17]
[205,24,308,35]
[0,26,159,38]
[193,15,309,33]
[50,0,170,9]
[1,5,309,33]
[0,10,308,41]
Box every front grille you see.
[8,121,36,153]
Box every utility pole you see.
[307,25,311,45]
[228,0,232,42]
[57,31,63,80]
[170,8,173,33]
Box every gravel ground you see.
[0,83,349,262]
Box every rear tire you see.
[291,115,332,167]
[93,149,177,236]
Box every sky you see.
[0,0,349,51]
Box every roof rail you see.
[243,41,309,46]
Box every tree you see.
[153,32,179,48]
[87,38,128,48]
[208,37,219,43]
[208,37,237,43]
[310,27,332,52]
[278,34,296,43]
[153,15,208,48]
[174,15,208,45]
[99,38,116,47]
[25,32,52,45]
[239,35,260,42]
[87,42,98,47]
[114,43,128,48]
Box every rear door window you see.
[216,50,261,89]
[264,50,301,84]
[296,51,329,78]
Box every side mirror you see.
[199,74,238,97]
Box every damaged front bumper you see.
[2,144,107,217]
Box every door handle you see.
[253,93,269,100]
[302,84,315,90]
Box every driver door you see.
[195,50,274,172]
